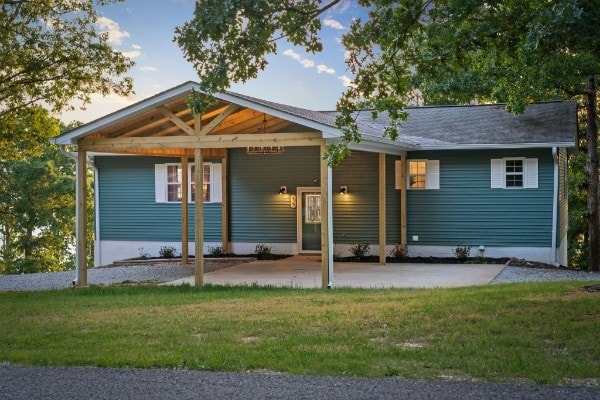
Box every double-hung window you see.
[396,159,440,190]
[155,162,222,203]
[491,158,538,189]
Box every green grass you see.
[1,281,599,385]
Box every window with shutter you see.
[155,162,222,203]
[490,158,538,189]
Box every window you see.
[491,158,538,189]
[396,159,440,190]
[505,159,523,188]
[409,161,427,189]
[155,162,222,203]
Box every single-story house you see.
[51,81,577,287]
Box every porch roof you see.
[52,81,577,155]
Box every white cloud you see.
[338,75,356,87]
[317,64,336,75]
[96,16,130,45]
[140,66,158,72]
[132,44,141,50]
[121,47,141,58]
[283,49,301,61]
[283,49,314,68]
[323,17,345,30]
[60,93,137,123]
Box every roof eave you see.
[416,142,577,151]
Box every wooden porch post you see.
[400,155,407,247]
[221,149,229,254]
[194,149,204,286]
[379,153,386,264]
[76,149,88,286]
[181,156,189,263]
[320,145,332,288]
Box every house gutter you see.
[551,147,558,266]
[59,146,101,283]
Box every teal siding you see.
[331,151,400,244]
[558,148,568,242]
[228,147,320,242]
[96,156,221,241]
[406,149,554,246]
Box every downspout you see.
[551,147,558,266]
[59,146,101,282]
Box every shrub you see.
[255,244,273,260]
[350,242,370,259]
[138,247,150,260]
[390,242,408,259]
[453,244,471,261]
[209,246,225,256]
[159,246,177,259]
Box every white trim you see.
[420,142,575,151]
[551,147,558,265]
[407,245,555,264]
[157,162,221,204]
[97,240,222,266]
[406,159,440,190]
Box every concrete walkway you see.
[164,255,506,289]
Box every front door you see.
[297,188,321,253]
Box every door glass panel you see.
[302,192,321,251]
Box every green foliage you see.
[0,0,134,120]
[389,242,408,260]
[0,112,79,274]
[453,244,472,262]
[349,242,370,259]
[209,246,225,257]
[137,247,150,260]
[159,246,177,259]
[254,243,273,260]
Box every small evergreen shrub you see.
[159,246,177,259]
[209,246,225,256]
[453,244,471,261]
[350,242,371,259]
[255,244,274,260]
[138,247,150,260]
[390,242,408,259]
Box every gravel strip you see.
[491,266,600,284]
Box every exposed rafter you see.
[156,105,195,136]
[198,104,242,135]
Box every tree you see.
[176,0,600,270]
[0,108,77,273]
[0,0,134,159]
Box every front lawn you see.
[1,281,598,385]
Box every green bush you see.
[350,243,370,259]
[159,246,176,259]
[255,244,273,260]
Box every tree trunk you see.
[586,74,599,271]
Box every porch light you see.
[278,186,287,195]
[339,186,347,195]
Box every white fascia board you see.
[214,92,342,139]
[326,137,413,155]
[418,142,576,151]
[51,82,201,145]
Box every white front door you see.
[297,187,321,253]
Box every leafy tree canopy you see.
[0,0,134,120]
[176,0,599,164]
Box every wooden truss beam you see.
[156,105,195,136]
[198,104,241,136]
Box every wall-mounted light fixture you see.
[339,186,348,195]
[278,186,287,195]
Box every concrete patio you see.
[164,255,506,289]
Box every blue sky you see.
[60,0,359,123]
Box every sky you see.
[60,0,361,124]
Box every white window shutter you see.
[155,164,166,203]
[490,159,504,188]
[525,158,538,189]
[395,160,402,189]
[426,160,440,189]
[211,163,222,203]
